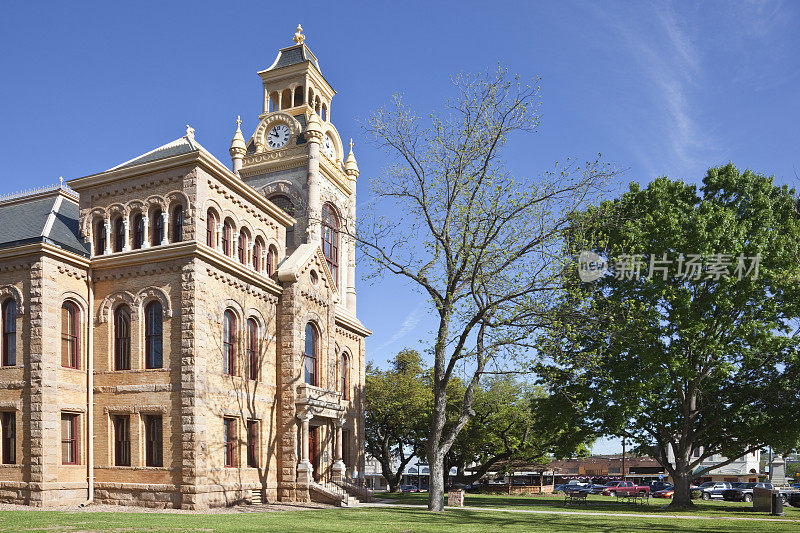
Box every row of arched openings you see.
[267,86,329,121]
[206,209,278,276]
[95,205,184,255]
[302,322,350,399]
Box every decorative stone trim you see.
[94,383,174,393]
[0,401,20,410]
[0,285,25,314]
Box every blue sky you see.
[1,1,798,453]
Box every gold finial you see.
[293,24,305,45]
[186,125,195,139]
[59,176,64,187]
[236,115,242,128]
[349,138,354,152]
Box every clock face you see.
[267,124,290,149]
[322,135,336,160]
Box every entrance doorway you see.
[309,426,320,482]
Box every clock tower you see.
[231,25,359,314]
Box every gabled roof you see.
[0,187,90,257]
[107,132,212,171]
[265,43,321,72]
[277,242,338,298]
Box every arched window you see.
[321,103,327,122]
[61,302,79,369]
[252,239,262,272]
[304,323,318,386]
[293,86,303,107]
[247,318,258,381]
[206,210,218,247]
[223,310,236,375]
[152,209,164,246]
[114,306,131,371]
[267,245,277,277]
[95,219,106,255]
[270,195,295,249]
[222,220,233,256]
[281,89,292,110]
[132,214,144,249]
[340,352,349,400]
[238,230,248,264]
[1,299,16,366]
[145,301,163,369]
[322,204,339,287]
[172,205,183,243]
[113,216,125,253]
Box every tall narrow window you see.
[172,205,183,243]
[206,210,217,247]
[224,417,236,467]
[304,323,317,386]
[152,209,164,246]
[270,196,295,249]
[145,301,163,369]
[145,415,163,467]
[114,415,131,466]
[222,221,233,256]
[1,299,16,366]
[113,217,125,252]
[132,213,144,249]
[340,353,349,401]
[238,231,247,264]
[223,310,236,375]
[252,240,262,272]
[1,412,15,464]
[247,318,258,381]
[267,246,277,277]
[322,204,339,287]
[247,420,258,468]
[61,413,78,465]
[95,219,106,255]
[114,306,131,371]
[61,302,79,369]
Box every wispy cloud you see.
[373,300,426,353]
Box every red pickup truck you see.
[601,481,650,496]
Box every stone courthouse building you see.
[0,26,370,508]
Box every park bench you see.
[616,492,649,505]
[564,490,588,505]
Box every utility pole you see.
[621,436,627,481]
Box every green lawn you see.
[0,507,799,533]
[375,490,800,519]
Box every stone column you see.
[332,417,345,483]
[247,242,255,270]
[122,218,131,252]
[141,216,150,248]
[305,115,324,244]
[346,190,357,312]
[103,219,111,254]
[161,212,170,246]
[296,411,313,496]
[216,223,224,253]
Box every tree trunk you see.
[428,452,445,511]
[669,456,695,509]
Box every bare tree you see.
[350,67,615,510]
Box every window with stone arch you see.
[171,204,184,243]
[322,203,339,287]
[247,318,258,381]
[267,245,277,277]
[1,298,16,366]
[114,305,131,371]
[304,322,318,387]
[252,238,263,272]
[206,209,218,248]
[144,300,163,369]
[113,216,125,253]
[61,301,80,369]
[222,219,234,257]
[238,229,248,264]
[223,310,236,376]
[151,208,164,247]
[269,195,295,249]
[340,351,349,400]
[94,218,106,256]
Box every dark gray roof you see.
[0,191,90,257]
[267,44,320,72]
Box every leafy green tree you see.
[539,165,800,508]
[365,349,430,492]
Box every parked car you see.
[400,485,421,493]
[648,482,673,493]
[653,488,674,499]
[585,483,612,494]
[722,482,773,502]
[694,481,733,500]
[788,492,800,508]
[601,481,650,497]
